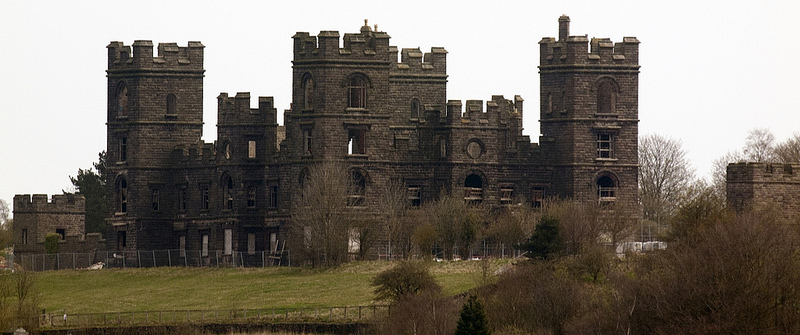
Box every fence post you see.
[152,250,156,267]
[168,250,172,267]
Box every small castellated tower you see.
[538,16,640,208]
[13,194,85,255]
[105,41,205,250]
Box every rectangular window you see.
[303,129,313,155]
[439,137,448,158]
[531,187,545,208]
[179,187,187,212]
[201,234,209,257]
[270,232,278,254]
[151,189,160,211]
[247,186,257,208]
[56,228,65,240]
[22,229,28,245]
[179,235,186,257]
[597,133,613,158]
[500,184,514,205]
[248,140,256,158]
[407,185,421,207]
[117,231,127,249]
[348,129,366,155]
[201,186,209,210]
[120,137,128,162]
[348,228,360,254]
[247,233,256,255]
[269,185,279,208]
[224,229,233,255]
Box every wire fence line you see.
[40,305,389,329]
[16,249,290,272]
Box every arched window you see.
[116,82,129,117]
[464,174,483,203]
[348,170,366,207]
[299,168,310,201]
[116,176,128,213]
[410,98,421,119]
[347,76,367,108]
[546,93,553,114]
[597,80,617,114]
[597,175,617,202]
[222,174,234,210]
[303,76,314,110]
[166,94,177,115]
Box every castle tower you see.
[105,41,205,250]
[538,16,640,208]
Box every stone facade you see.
[15,16,640,258]
[12,194,105,255]
[727,162,800,223]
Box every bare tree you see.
[290,161,354,267]
[743,127,776,162]
[376,179,414,259]
[774,133,800,163]
[425,194,482,260]
[639,134,695,228]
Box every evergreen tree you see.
[516,215,562,260]
[455,295,490,335]
[67,151,109,235]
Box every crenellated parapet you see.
[171,142,216,164]
[107,40,204,71]
[391,46,447,75]
[539,15,639,67]
[217,93,277,126]
[13,194,85,214]
[443,95,524,130]
[293,23,391,60]
[727,162,800,183]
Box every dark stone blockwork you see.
[14,17,641,258]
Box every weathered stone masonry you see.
[14,16,640,259]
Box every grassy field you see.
[34,260,504,314]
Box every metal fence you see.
[17,250,290,272]
[41,305,388,329]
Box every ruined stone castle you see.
[14,16,641,259]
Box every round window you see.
[467,140,482,159]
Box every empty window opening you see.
[348,129,366,155]
[166,93,177,115]
[269,185,279,208]
[348,170,366,207]
[439,136,448,158]
[201,186,210,210]
[179,187,187,212]
[151,189,160,211]
[119,137,128,162]
[222,176,234,210]
[117,231,127,249]
[410,99,421,119]
[347,76,367,108]
[500,184,514,205]
[116,177,128,213]
[407,185,422,207]
[597,133,613,158]
[22,229,28,245]
[303,129,313,155]
[597,176,617,201]
[247,186,256,208]
[532,187,546,208]
[464,174,483,203]
[270,232,278,254]
[56,228,66,240]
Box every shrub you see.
[371,261,439,303]
[44,233,61,254]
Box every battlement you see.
[539,16,639,67]
[217,92,277,125]
[172,142,216,164]
[727,162,800,183]
[13,194,85,213]
[391,46,447,74]
[107,40,204,70]
[293,23,446,73]
[442,95,523,129]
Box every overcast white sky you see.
[1,1,799,211]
